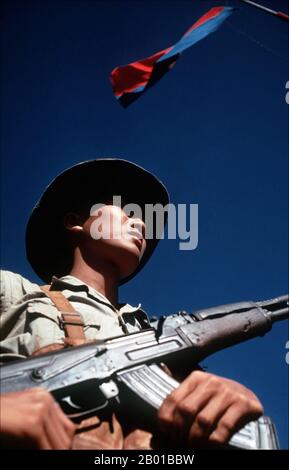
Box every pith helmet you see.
[26,158,169,284]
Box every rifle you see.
[1,295,288,449]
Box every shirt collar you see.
[50,275,142,314]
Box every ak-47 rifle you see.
[1,295,288,449]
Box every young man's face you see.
[79,204,146,280]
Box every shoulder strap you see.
[41,285,85,340]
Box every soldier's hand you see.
[0,388,76,449]
[157,370,263,446]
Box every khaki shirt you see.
[0,270,150,362]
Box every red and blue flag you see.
[110,6,235,107]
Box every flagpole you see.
[240,0,289,22]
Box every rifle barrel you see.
[269,308,289,323]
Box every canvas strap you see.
[41,285,85,340]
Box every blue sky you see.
[1,0,288,448]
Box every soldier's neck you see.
[69,253,119,308]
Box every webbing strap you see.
[41,285,85,340]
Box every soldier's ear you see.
[63,212,83,233]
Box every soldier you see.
[0,158,263,449]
